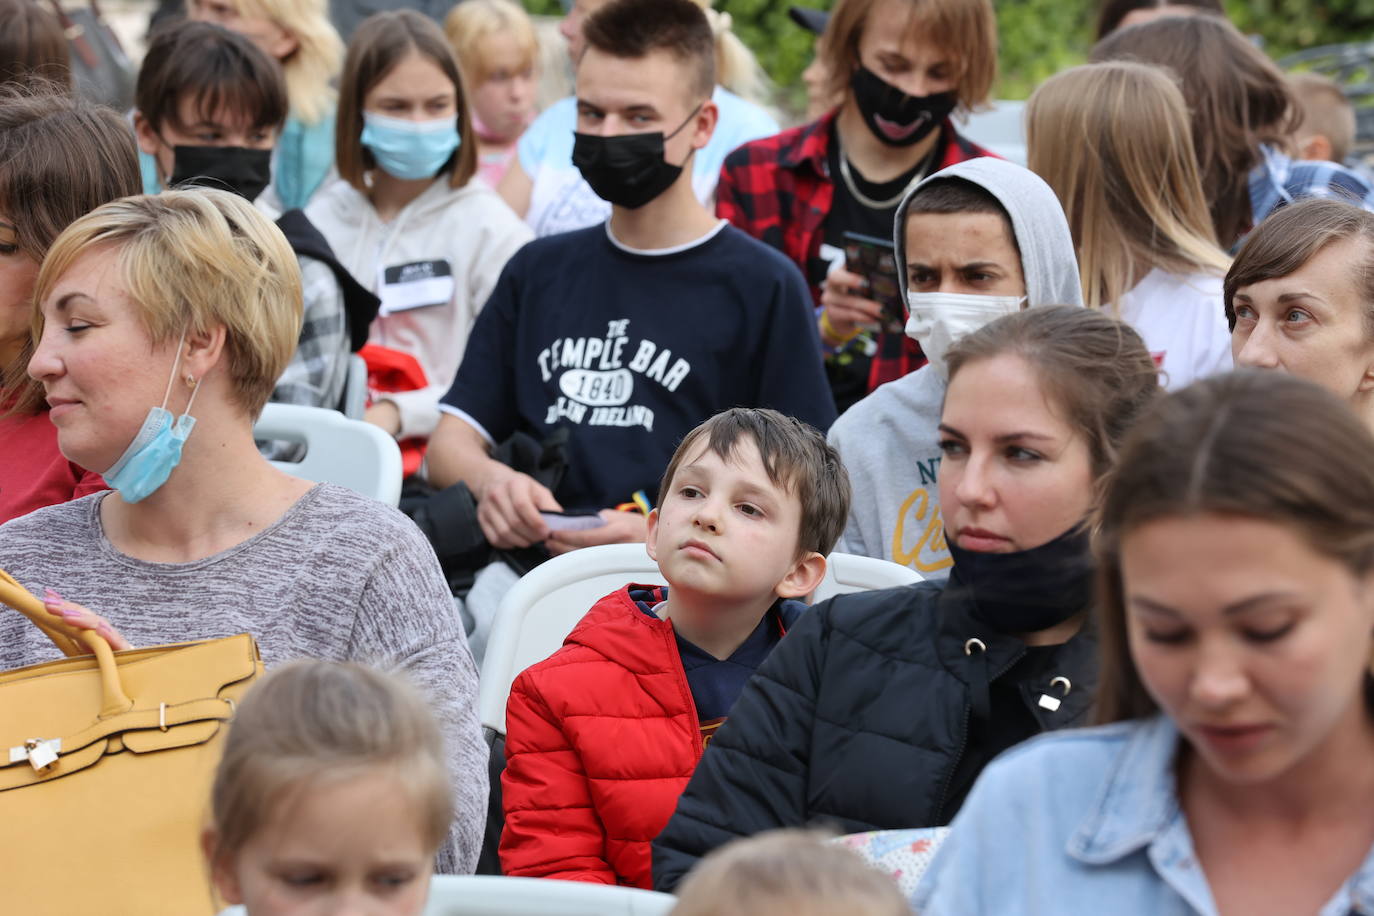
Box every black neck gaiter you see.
[945,523,1095,635]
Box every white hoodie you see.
[307,176,533,439]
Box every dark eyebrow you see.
[959,261,1005,272]
[937,422,965,439]
[1276,291,1324,305]
[993,432,1055,444]
[0,220,16,231]
[1131,592,1303,617]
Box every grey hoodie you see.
[828,158,1082,577]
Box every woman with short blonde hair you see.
[1027,61,1232,390]
[188,0,343,208]
[0,187,487,873]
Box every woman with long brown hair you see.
[0,87,141,523]
[1027,60,1231,390]
[914,370,1374,914]
[1091,15,1374,251]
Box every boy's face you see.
[647,437,816,607]
[135,95,278,182]
[904,211,1025,297]
[575,45,712,164]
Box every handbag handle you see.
[0,568,133,717]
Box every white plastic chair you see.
[478,545,923,739]
[254,402,402,506]
[339,352,369,419]
[478,543,661,739]
[218,875,676,916]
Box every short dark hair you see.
[136,20,288,136]
[0,0,69,88]
[336,10,477,191]
[1224,197,1374,337]
[582,0,716,103]
[905,177,1018,258]
[660,408,852,557]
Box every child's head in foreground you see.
[648,408,851,607]
[670,829,910,916]
[203,660,452,915]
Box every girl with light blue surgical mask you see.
[305,10,532,450]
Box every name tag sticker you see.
[378,260,455,315]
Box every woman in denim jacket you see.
[915,370,1374,915]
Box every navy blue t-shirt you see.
[632,586,792,748]
[440,221,836,511]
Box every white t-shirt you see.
[1113,269,1232,391]
[517,87,779,238]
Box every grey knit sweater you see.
[0,484,485,873]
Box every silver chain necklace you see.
[837,139,935,210]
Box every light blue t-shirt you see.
[517,86,778,237]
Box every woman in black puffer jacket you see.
[654,306,1161,890]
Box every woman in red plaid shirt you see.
[717,0,997,412]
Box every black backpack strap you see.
[276,208,380,352]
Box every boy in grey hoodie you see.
[827,158,1083,578]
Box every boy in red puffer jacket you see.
[499,407,852,887]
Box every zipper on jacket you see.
[932,644,1024,823]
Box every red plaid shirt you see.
[716,111,995,393]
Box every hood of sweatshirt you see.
[892,157,1083,309]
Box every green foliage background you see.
[524,0,1374,111]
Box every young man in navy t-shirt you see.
[428,0,834,556]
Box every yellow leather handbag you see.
[0,569,263,916]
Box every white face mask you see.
[904,291,1026,380]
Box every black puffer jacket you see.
[651,580,1098,891]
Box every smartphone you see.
[842,230,905,329]
[539,510,608,532]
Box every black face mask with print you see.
[571,105,701,209]
[849,65,956,148]
[169,145,272,202]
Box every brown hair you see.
[136,20,288,137]
[1091,15,1299,249]
[945,306,1162,480]
[205,660,452,866]
[0,86,141,416]
[1027,61,1229,310]
[821,0,997,113]
[1289,72,1356,163]
[0,0,69,87]
[32,189,302,416]
[670,829,909,916]
[1224,197,1374,336]
[1093,0,1224,41]
[1094,370,1374,722]
[336,10,477,192]
[660,407,852,557]
[905,176,1017,255]
[582,0,716,103]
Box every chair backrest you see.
[254,402,403,506]
[339,353,369,419]
[425,875,676,915]
[814,553,922,602]
[478,546,923,739]
[218,875,677,916]
[478,543,660,737]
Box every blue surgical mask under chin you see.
[104,335,201,504]
[361,112,461,181]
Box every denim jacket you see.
[913,716,1374,915]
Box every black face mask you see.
[849,65,956,148]
[944,523,1095,635]
[571,106,700,210]
[168,145,272,202]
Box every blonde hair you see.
[821,0,997,113]
[443,0,537,86]
[1026,61,1230,311]
[689,0,773,108]
[217,0,342,124]
[1289,72,1356,163]
[31,189,302,416]
[671,830,908,916]
[205,661,453,867]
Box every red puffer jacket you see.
[499,585,798,887]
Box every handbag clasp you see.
[10,738,60,773]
